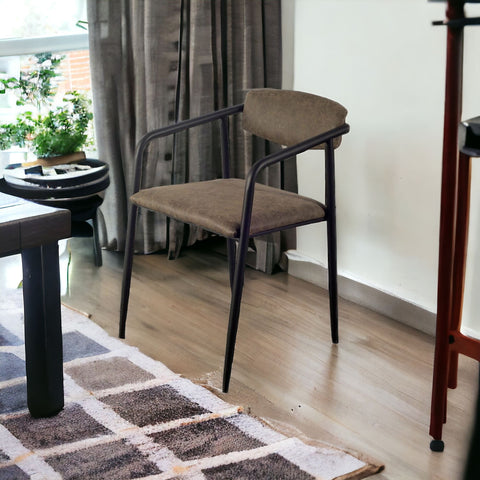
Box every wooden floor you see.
[2,237,478,479]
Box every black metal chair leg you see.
[119,204,138,339]
[227,238,236,290]
[325,140,339,344]
[222,235,249,393]
[327,218,339,344]
[92,210,102,267]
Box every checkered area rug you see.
[0,289,382,479]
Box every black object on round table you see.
[0,159,110,266]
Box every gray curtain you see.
[87,0,294,272]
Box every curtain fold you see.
[87,0,293,272]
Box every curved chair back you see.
[242,88,347,149]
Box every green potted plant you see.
[0,53,93,166]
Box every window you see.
[0,0,92,165]
[0,0,87,40]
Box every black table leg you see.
[21,242,64,417]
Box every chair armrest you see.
[132,103,244,193]
[239,122,350,240]
[246,123,350,187]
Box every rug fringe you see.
[61,302,91,318]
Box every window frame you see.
[0,34,88,57]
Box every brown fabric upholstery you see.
[131,178,326,238]
[242,89,347,149]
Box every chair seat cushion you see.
[131,178,326,238]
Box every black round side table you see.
[0,159,110,266]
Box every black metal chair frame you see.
[119,103,350,392]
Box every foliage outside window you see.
[0,53,93,158]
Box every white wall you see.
[288,0,480,333]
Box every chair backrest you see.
[242,89,347,149]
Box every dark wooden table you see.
[0,192,70,417]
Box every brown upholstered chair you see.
[119,88,349,392]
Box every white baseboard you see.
[284,250,436,337]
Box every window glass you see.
[0,0,87,40]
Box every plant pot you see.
[37,151,86,167]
